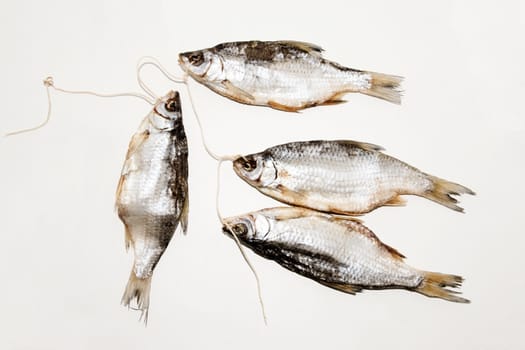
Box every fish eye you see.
[164,98,178,112]
[241,158,258,172]
[232,223,248,236]
[188,52,204,66]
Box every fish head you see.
[154,90,182,120]
[233,153,277,188]
[178,49,223,81]
[222,213,271,242]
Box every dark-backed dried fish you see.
[233,140,474,214]
[179,40,402,111]
[116,91,189,322]
[223,207,469,303]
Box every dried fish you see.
[223,207,469,303]
[179,40,403,111]
[233,140,474,214]
[116,91,189,322]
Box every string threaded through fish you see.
[216,160,268,325]
[4,76,154,137]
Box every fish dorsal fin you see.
[338,140,385,152]
[276,41,324,55]
[331,215,406,261]
[381,243,406,261]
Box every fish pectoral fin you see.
[273,184,310,204]
[384,195,407,207]
[115,176,126,208]
[319,281,362,295]
[276,41,324,55]
[221,80,255,103]
[115,159,139,207]
[126,130,150,159]
[268,100,302,112]
[262,206,314,221]
[115,130,150,202]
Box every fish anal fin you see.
[319,98,347,106]
[267,100,302,112]
[384,195,406,207]
[124,224,133,251]
[320,91,349,106]
[221,80,255,103]
[180,195,189,235]
[319,281,362,295]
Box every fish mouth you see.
[221,223,234,238]
[162,91,182,114]
[170,90,181,104]
[231,156,258,182]
[177,54,195,77]
[177,53,187,68]
[178,51,211,79]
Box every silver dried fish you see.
[233,140,474,214]
[179,40,402,111]
[116,91,189,322]
[223,207,469,303]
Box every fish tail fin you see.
[121,270,152,325]
[363,72,403,104]
[422,175,475,212]
[416,271,470,303]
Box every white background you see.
[1,1,523,349]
